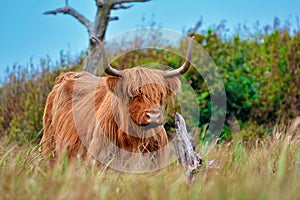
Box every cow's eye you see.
[134,93,142,98]
[160,93,164,104]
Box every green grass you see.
[1,131,300,200]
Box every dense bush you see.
[197,29,300,124]
[0,54,82,142]
[0,19,299,142]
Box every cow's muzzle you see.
[144,105,164,128]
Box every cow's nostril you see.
[146,112,161,122]
[146,112,150,119]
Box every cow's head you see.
[92,36,192,130]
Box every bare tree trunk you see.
[84,1,112,75]
[173,113,202,182]
[44,0,150,75]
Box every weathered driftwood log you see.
[172,113,202,180]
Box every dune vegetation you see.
[1,19,300,199]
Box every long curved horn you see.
[163,37,193,78]
[90,36,122,77]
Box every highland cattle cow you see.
[39,36,192,168]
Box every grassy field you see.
[0,22,299,199]
[1,128,300,200]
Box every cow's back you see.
[40,71,106,159]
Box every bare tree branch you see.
[46,0,151,74]
[109,16,119,21]
[44,5,92,33]
[112,3,133,10]
[112,0,151,6]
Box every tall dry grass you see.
[1,124,300,200]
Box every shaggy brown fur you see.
[40,68,180,165]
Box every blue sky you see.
[0,0,299,75]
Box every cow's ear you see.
[106,77,121,94]
[165,77,181,96]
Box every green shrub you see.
[0,54,82,143]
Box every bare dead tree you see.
[44,0,151,75]
[173,113,202,182]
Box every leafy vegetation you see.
[192,21,300,126]
[0,53,82,142]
